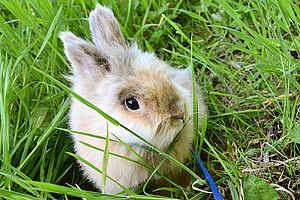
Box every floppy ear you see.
[60,31,110,81]
[89,4,125,49]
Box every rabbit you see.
[60,4,206,195]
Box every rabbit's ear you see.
[89,4,125,49]
[60,31,110,80]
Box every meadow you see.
[0,0,299,199]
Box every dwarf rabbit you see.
[60,4,206,195]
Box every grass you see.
[0,0,300,199]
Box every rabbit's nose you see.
[173,115,185,123]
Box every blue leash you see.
[190,146,223,200]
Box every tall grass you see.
[0,0,299,199]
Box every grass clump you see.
[0,0,299,199]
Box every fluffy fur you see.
[60,4,206,195]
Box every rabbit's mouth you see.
[171,115,185,126]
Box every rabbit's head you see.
[60,5,201,150]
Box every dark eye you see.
[125,97,140,111]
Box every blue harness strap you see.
[190,146,223,200]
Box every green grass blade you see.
[33,5,63,64]
[0,189,40,200]
[18,96,70,170]
[1,0,34,28]
[101,122,110,193]
[285,73,300,90]
[227,180,239,200]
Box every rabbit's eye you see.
[125,97,140,111]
